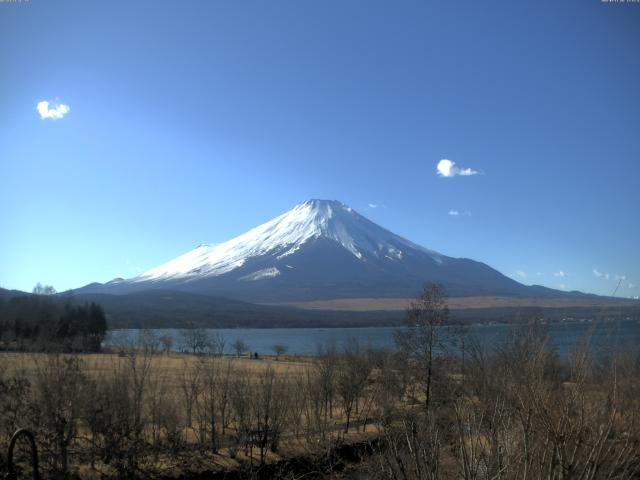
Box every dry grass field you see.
[0,349,382,479]
[271,295,637,311]
[1,351,311,381]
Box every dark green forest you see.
[0,289,107,351]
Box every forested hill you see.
[72,290,403,328]
[0,291,107,351]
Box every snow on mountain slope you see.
[135,199,444,283]
[74,199,573,302]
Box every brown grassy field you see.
[1,351,311,379]
[268,295,637,311]
[0,350,380,479]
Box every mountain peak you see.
[301,198,347,208]
[133,199,440,283]
[295,199,352,222]
[75,199,558,302]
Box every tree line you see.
[0,284,107,352]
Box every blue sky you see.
[1,0,639,297]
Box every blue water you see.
[107,319,640,357]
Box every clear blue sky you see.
[1,0,639,297]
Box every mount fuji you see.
[75,199,574,302]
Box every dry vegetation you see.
[0,343,381,479]
[271,296,638,312]
[0,286,639,479]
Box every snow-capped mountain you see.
[75,199,565,301]
[135,199,443,282]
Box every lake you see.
[107,319,640,357]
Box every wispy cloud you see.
[553,270,567,278]
[436,159,479,178]
[516,270,527,279]
[593,269,610,280]
[37,100,70,120]
[558,283,569,291]
[448,210,471,217]
[615,274,627,281]
[368,203,388,210]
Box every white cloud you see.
[593,269,610,280]
[37,100,70,119]
[629,283,636,289]
[368,203,378,209]
[615,274,627,281]
[448,210,472,217]
[516,270,527,279]
[553,270,567,278]
[436,159,479,178]
[559,283,568,291]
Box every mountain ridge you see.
[73,199,590,302]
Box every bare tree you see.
[195,357,221,452]
[32,282,57,295]
[395,283,450,414]
[32,354,86,477]
[272,343,288,360]
[159,334,173,354]
[179,359,201,428]
[82,351,154,477]
[207,331,226,357]
[179,326,211,355]
[336,338,372,433]
[317,340,338,423]
[138,328,160,354]
[251,366,289,463]
[0,363,31,469]
[229,368,252,458]
[232,338,249,357]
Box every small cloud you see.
[593,269,610,280]
[448,210,472,217]
[553,270,567,278]
[558,283,569,291]
[615,274,627,281]
[37,100,70,120]
[436,159,479,178]
[368,203,378,209]
[629,283,636,289]
[516,270,527,279]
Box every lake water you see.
[107,319,640,357]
